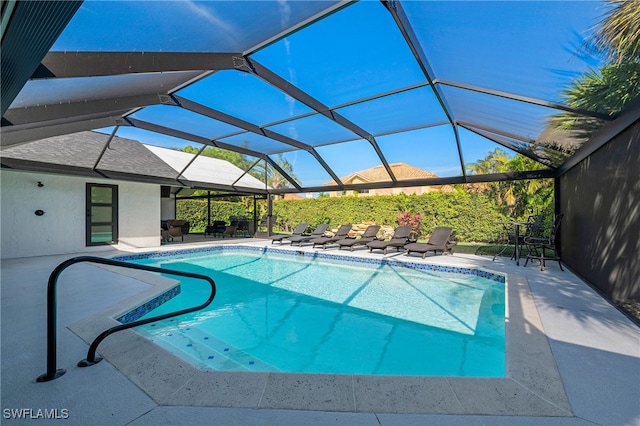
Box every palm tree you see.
[590,0,640,63]
[252,154,300,190]
[466,149,553,219]
[549,0,640,144]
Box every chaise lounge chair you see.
[367,225,413,254]
[404,227,455,258]
[269,223,308,244]
[336,225,381,251]
[311,224,353,249]
[288,223,330,246]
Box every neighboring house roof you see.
[0,131,267,193]
[328,163,440,185]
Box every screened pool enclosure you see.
[2,0,631,196]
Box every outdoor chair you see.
[205,220,227,237]
[161,221,182,242]
[228,216,250,237]
[288,223,330,246]
[269,223,308,244]
[404,227,455,258]
[311,224,353,249]
[336,225,381,251]
[367,226,413,254]
[222,225,237,238]
[257,215,277,235]
[524,214,564,271]
[163,220,189,242]
[235,219,251,237]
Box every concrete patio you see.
[1,238,638,425]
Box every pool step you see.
[140,320,277,372]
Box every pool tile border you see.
[114,245,505,283]
[116,285,181,324]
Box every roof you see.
[1,1,637,194]
[337,163,439,185]
[0,131,267,192]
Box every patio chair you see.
[163,220,189,242]
[269,222,308,244]
[222,225,237,238]
[230,216,251,237]
[336,225,381,251]
[288,223,330,246]
[161,221,182,242]
[524,214,564,271]
[257,215,277,235]
[205,220,227,237]
[311,224,353,249]
[367,226,413,254]
[404,227,455,258]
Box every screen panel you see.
[252,1,426,107]
[376,126,463,179]
[177,71,313,126]
[129,105,244,140]
[403,1,605,105]
[336,86,449,136]
[53,1,342,53]
[265,113,359,146]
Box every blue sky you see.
[55,0,607,188]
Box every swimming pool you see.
[116,246,505,377]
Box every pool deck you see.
[2,238,638,425]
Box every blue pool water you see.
[125,248,505,377]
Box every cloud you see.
[184,1,236,36]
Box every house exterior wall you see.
[161,196,175,220]
[558,121,640,301]
[0,170,161,259]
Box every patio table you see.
[494,221,529,265]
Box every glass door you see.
[86,183,118,246]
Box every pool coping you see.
[69,245,573,416]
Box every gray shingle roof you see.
[1,131,267,192]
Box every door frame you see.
[86,183,119,246]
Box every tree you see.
[465,149,553,220]
[589,0,640,63]
[549,0,640,143]
[252,154,300,190]
[550,61,640,137]
[180,145,254,171]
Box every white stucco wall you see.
[160,196,175,220]
[0,170,161,259]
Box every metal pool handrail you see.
[36,256,216,382]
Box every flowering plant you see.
[397,211,422,239]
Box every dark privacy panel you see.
[559,122,640,301]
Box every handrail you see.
[36,256,216,382]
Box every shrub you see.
[397,211,422,237]
[272,192,507,242]
[176,199,252,233]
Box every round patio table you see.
[494,221,529,266]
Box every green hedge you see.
[177,192,543,243]
[272,192,509,243]
[176,200,253,233]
